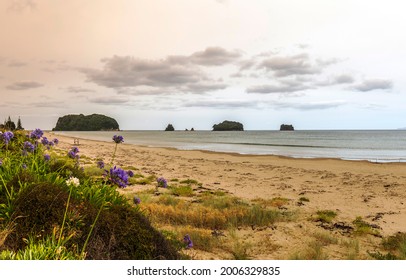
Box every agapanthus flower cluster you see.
[2,131,14,145]
[97,160,105,169]
[107,166,130,188]
[133,196,141,205]
[68,146,80,159]
[157,177,168,188]
[66,176,80,187]
[29,128,44,140]
[112,135,124,144]
[39,136,58,149]
[23,141,36,153]
[44,154,51,161]
[183,234,193,249]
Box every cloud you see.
[246,79,313,94]
[189,47,241,66]
[316,74,356,86]
[88,96,129,105]
[352,79,393,92]
[257,53,323,77]
[332,74,355,84]
[65,86,96,93]
[8,0,36,13]
[183,99,260,109]
[29,101,65,108]
[6,81,44,90]
[81,48,234,95]
[273,100,346,110]
[8,60,27,67]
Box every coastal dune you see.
[49,132,406,259]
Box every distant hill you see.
[213,120,244,131]
[52,114,119,131]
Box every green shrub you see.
[314,210,337,223]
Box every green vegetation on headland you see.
[280,124,294,131]
[52,114,119,131]
[0,129,180,259]
[212,120,244,131]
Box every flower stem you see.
[59,185,72,244]
[111,143,118,164]
[81,203,104,257]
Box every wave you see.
[220,142,335,149]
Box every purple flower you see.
[112,135,124,144]
[133,196,141,205]
[52,138,59,145]
[0,159,3,166]
[2,131,14,145]
[22,163,27,169]
[68,146,79,159]
[41,137,49,146]
[30,128,43,139]
[183,234,193,249]
[108,166,129,188]
[23,141,35,153]
[157,177,168,188]
[97,160,105,169]
[44,154,51,161]
[127,170,134,177]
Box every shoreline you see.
[50,131,406,164]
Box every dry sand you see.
[49,132,406,259]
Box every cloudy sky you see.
[1,0,405,130]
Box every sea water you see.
[55,130,406,162]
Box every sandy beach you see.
[49,132,406,259]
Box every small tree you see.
[16,116,24,130]
[4,116,16,131]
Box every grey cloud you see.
[82,51,229,95]
[8,60,27,67]
[316,74,355,86]
[88,96,129,105]
[184,99,259,109]
[185,83,228,93]
[238,59,256,72]
[82,56,202,88]
[8,0,36,12]
[246,79,312,94]
[353,79,393,92]
[258,53,321,77]
[273,100,346,110]
[6,81,44,90]
[333,74,355,84]
[65,86,96,93]
[189,47,241,66]
[29,101,64,108]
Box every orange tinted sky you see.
[1,0,405,130]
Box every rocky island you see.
[165,124,175,131]
[280,124,294,131]
[52,114,119,131]
[212,120,244,131]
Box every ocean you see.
[54,130,406,163]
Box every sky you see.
[1,0,406,130]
